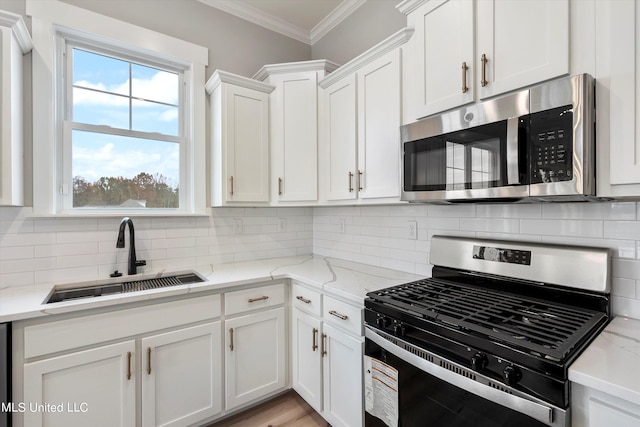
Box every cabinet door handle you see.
[248,295,269,303]
[321,333,327,357]
[462,61,469,93]
[147,347,152,375]
[278,177,283,196]
[229,176,234,196]
[481,54,488,87]
[312,327,318,351]
[348,172,354,192]
[329,310,349,320]
[127,351,132,380]
[358,170,363,191]
[296,295,311,304]
[229,328,234,351]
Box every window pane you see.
[71,130,179,208]
[132,99,179,136]
[73,49,129,96]
[73,87,130,128]
[132,64,179,105]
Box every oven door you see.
[364,326,567,427]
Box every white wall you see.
[313,202,640,319]
[0,208,312,288]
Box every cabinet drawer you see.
[225,282,285,316]
[291,282,322,316]
[323,295,362,336]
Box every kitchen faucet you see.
[116,217,146,275]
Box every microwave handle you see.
[506,117,521,185]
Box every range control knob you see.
[376,316,390,329]
[470,352,488,371]
[503,365,522,387]
[393,323,406,337]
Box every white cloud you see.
[74,71,178,106]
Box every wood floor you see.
[205,391,331,427]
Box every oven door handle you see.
[365,327,555,426]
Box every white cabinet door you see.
[357,49,402,199]
[225,307,286,410]
[322,74,358,201]
[476,0,569,99]
[291,309,322,412]
[224,84,270,203]
[595,0,640,196]
[322,323,364,427]
[23,340,136,427]
[408,0,474,120]
[270,71,319,202]
[141,322,222,427]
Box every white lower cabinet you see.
[322,322,364,427]
[225,306,286,411]
[572,383,640,427]
[23,340,136,427]
[291,308,323,411]
[141,322,222,427]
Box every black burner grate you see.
[368,278,607,361]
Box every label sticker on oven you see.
[364,356,399,427]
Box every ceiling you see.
[198,0,366,45]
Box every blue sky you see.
[71,49,180,188]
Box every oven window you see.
[365,338,548,427]
[404,121,507,192]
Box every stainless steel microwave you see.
[401,74,596,203]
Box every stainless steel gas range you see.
[364,236,610,427]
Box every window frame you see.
[60,37,188,212]
[29,0,208,216]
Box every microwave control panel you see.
[529,106,573,184]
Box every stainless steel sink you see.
[45,272,206,304]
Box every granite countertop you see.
[569,316,640,406]
[0,255,422,323]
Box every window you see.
[29,0,208,215]
[66,45,183,209]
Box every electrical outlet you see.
[278,218,287,232]
[339,218,346,233]
[408,221,417,240]
[233,218,243,234]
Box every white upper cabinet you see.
[254,61,339,203]
[207,70,274,206]
[594,0,640,197]
[403,0,474,120]
[0,11,32,206]
[476,0,569,99]
[357,49,403,200]
[399,0,569,121]
[319,28,413,204]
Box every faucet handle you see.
[136,260,147,268]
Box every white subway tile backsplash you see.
[313,201,640,319]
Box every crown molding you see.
[198,0,365,46]
[206,69,275,94]
[252,59,341,81]
[0,10,33,53]
[396,0,430,15]
[318,27,413,89]
[310,0,366,44]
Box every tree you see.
[73,173,179,208]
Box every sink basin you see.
[45,272,206,304]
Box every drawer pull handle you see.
[147,347,152,375]
[278,177,283,196]
[229,328,234,351]
[321,333,327,357]
[248,295,269,303]
[230,176,234,195]
[296,295,311,304]
[348,171,354,192]
[312,327,318,351]
[329,310,349,321]
[127,351,132,380]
